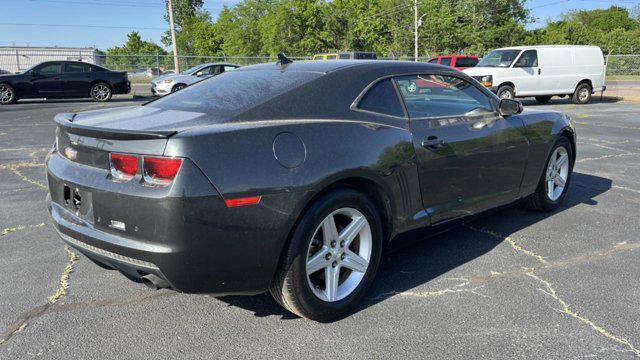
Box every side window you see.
[395,74,493,118]
[65,63,91,73]
[439,57,452,66]
[428,58,438,63]
[357,78,404,117]
[326,54,338,60]
[36,63,62,75]
[514,50,538,68]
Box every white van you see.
[464,45,606,104]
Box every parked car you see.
[464,45,606,104]
[47,59,575,321]
[0,61,130,104]
[428,55,479,70]
[151,63,239,96]
[313,52,377,60]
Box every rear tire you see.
[572,83,592,104]
[269,188,383,321]
[497,85,515,100]
[535,96,552,103]
[525,137,573,212]
[90,82,112,102]
[0,83,17,105]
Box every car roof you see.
[494,45,602,51]
[235,60,446,74]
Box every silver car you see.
[151,63,240,96]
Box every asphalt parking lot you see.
[1,97,639,359]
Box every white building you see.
[0,46,102,74]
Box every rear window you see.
[455,57,478,67]
[147,70,322,119]
[439,57,452,66]
[358,79,404,117]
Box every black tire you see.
[497,84,515,100]
[90,82,113,102]
[269,188,383,321]
[572,83,592,104]
[535,96,552,103]
[525,137,573,212]
[0,83,17,105]
[171,83,187,92]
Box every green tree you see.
[106,32,167,71]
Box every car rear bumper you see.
[45,149,290,295]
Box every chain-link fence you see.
[606,55,640,76]
[1,49,638,78]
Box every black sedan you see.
[0,61,130,104]
[45,59,575,321]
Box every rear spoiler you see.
[54,113,176,140]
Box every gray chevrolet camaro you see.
[46,59,575,321]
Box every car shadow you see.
[217,172,611,321]
[520,95,622,106]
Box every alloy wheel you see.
[499,89,513,99]
[0,85,13,104]
[306,207,372,302]
[545,146,570,201]
[578,87,590,102]
[92,84,110,101]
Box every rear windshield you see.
[455,57,478,67]
[147,69,322,118]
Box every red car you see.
[428,55,479,70]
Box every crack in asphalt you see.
[466,226,640,358]
[49,246,78,303]
[1,223,45,237]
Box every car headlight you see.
[162,79,173,84]
[480,75,492,87]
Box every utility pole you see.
[167,0,180,73]
[414,0,418,61]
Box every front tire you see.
[90,82,112,102]
[497,85,515,100]
[572,83,592,104]
[525,137,573,211]
[171,83,187,92]
[270,189,383,321]
[0,83,17,105]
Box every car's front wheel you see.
[525,137,573,211]
[171,83,187,92]
[90,82,113,102]
[0,83,17,105]
[270,188,383,321]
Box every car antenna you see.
[277,53,293,66]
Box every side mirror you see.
[195,71,204,77]
[499,98,523,116]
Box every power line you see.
[0,22,167,30]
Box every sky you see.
[0,0,637,51]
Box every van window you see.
[358,79,404,117]
[477,49,521,68]
[514,50,538,68]
[395,75,493,119]
[439,57,452,66]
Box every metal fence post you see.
[156,53,160,71]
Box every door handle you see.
[538,68,541,75]
[422,136,445,149]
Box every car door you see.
[31,62,65,96]
[510,50,539,96]
[62,62,93,95]
[395,73,529,224]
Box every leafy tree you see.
[106,32,167,71]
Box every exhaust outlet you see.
[141,274,170,290]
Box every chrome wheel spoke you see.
[342,250,369,273]
[554,176,566,187]
[556,154,568,168]
[321,215,338,245]
[306,247,329,274]
[338,215,365,248]
[324,266,340,302]
[547,180,555,199]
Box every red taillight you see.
[224,196,262,208]
[110,153,139,181]
[143,156,182,186]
